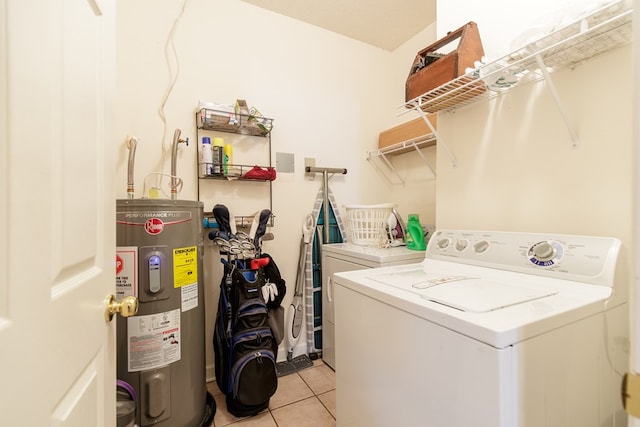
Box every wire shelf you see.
[197,108,274,137]
[199,163,276,181]
[402,0,633,115]
[367,133,437,157]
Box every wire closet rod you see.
[304,166,347,242]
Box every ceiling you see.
[239,0,437,51]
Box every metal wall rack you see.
[398,0,633,166]
[195,107,276,228]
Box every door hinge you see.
[622,372,640,418]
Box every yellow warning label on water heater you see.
[173,246,198,288]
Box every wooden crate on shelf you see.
[405,21,485,103]
[378,115,437,154]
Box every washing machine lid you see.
[418,278,556,312]
[369,270,557,313]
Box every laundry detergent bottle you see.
[405,214,426,251]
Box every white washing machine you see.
[321,243,425,369]
[333,230,627,427]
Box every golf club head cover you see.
[253,209,272,249]
[212,204,235,238]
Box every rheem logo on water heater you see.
[145,218,164,235]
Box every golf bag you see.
[213,258,280,417]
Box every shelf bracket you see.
[415,104,456,167]
[534,54,580,148]
[409,141,436,176]
[377,152,405,185]
[366,139,436,184]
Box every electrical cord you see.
[603,287,626,378]
[602,287,625,427]
[156,0,189,189]
[142,172,183,199]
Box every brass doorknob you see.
[105,294,138,322]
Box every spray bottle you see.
[405,214,426,251]
[200,137,212,177]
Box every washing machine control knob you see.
[528,240,564,266]
[455,239,469,251]
[531,241,555,261]
[436,238,451,249]
[474,240,490,253]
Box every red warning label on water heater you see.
[116,246,138,301]
[116,255,124,275]
[144,218,164,235]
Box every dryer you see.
[333,230,627,426]
[321,243,425,369]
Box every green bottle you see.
[405,214,426,251]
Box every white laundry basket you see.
[344,203,394,246]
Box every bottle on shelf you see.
[405,214,426,251]
[212,137,224,176]
[223,143,233,176]
[200,137,212,177]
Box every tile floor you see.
[208,359,336,427]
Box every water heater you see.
[115,199,214,426]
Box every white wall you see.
[436,0,618,59]
[115,0,438,374]
[115,0,439,224]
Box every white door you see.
[632,2,640,426]
[0,0,117,425]
[633,1,640,426]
